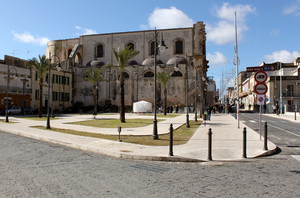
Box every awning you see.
[141,57,163,66]
[128,59,139,66]
[86,59,105,67]
[166,56,187,65]
[69,44,79,59]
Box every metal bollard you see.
[195,111,198,122]
[204,114,207,126]
[169,124,174,156]
[208,128,212,161]
[118,126,122,142]
[264,122,268,150]
[243,127,247,158]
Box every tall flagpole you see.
[235,11,240,128]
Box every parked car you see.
[7,106,22,115]
[22,106,38,115]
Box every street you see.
[1,126,300,197]
[239,112,300,156]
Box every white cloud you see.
[263,50,300,63]
[12,31,49,46]
[142,7,194,29]
[207,3,255,45]
[214,3,256,22]
[283,0,300,16]
[207,51,228,66]
[76,26,97,35]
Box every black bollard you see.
[243,127,247,158]
[118,126,122,142]
[208,128,212,161]
[264,122,268,150]
[204,114,207,126]
[195,111,198,122]
[169,124,174,156]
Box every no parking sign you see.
[257,94,265,105]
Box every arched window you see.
[74,53,82,66]
[171,71,183,77]
[96,44,104,58]
[124,72,130,78]
[118,72,130,80]
[144,71,154,77]
[175,40,183,54]
[67,48,72,58]
[126,42,135,51]
[149,41,156,56]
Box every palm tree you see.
[83,66,107,116]
[157,71,171,116]
[112,46,139,123]
[27,55,49,118]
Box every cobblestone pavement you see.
[1,131,299,198]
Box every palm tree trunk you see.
[39,79,43,118]
[120,72,125,123]
[93,84,97,116]
[164,87,167,116]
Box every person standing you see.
[207,105,212,121]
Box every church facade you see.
[46,22,209,113]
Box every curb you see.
[119,153,204,162]
[254,146,280,158]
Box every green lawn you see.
[0,119,17,123]
[33,120,202,146]
[67,118,164,128]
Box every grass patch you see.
[32,120,202,146]
[135,113,181,118]
[0,119,17,123]
[68,118,164,128]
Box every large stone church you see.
[46,22,209,113]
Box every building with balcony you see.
[238,58,300,113]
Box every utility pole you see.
[280,62,283,116]
[234,11,240,128]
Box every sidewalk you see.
[264,111,300,123]
[0,113,277,162]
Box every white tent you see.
[133,100,152,113]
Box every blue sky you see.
[1,0,300,92]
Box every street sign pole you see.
[257,94,265,140]
[259,104,262,140]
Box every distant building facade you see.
[0,55,73,113]
[46,22,209,113]
[236,58,300,113]
[0,56,31,111]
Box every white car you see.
[8,106,22,115]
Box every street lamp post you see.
[185,56,190,128]
[5,65,18,122]
[153,28,168,140]
[195,70,198,122]
[173,56,190,127]
[47,54,62,129]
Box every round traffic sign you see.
[258,97,264,102]
[254,83,268,94]
[254,71,267,83]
